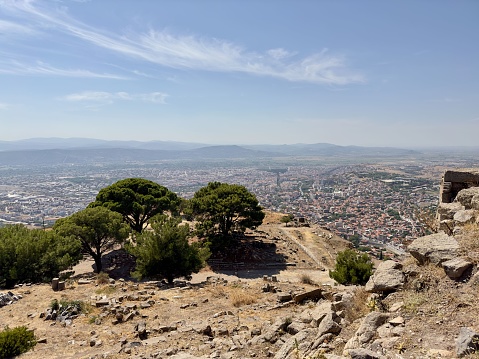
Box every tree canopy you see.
[89,178,180,233]
[0,224,82,288]
[329,249,374,285]
[127,215,209,283]
[53,207,130,273]
[189,182,265,239]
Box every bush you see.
[0,225,82,288]
[329,249,374,285]
[128,215,209,283]
[0,326,36,357]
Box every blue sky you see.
[1,0,478,147]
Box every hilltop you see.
[2,169,479,359]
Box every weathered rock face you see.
[456,327,479,357]
[343,311,390,355]
[442,257,473,279]
[365,260,404,293]
[455,187,479,209]
[408,232,459,265]
[437,169,479,231]
[437,202,465,221]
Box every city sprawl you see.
[0,159,451,258]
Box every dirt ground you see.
[0,212,350,359]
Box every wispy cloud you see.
[0,59,128,79]
[0,19,35,35]
[0,0,364,85]
[63,91,168,104]
[0,102,9,109]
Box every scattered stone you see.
[442,257,473,279]
[277,293,292,302]
[293,288,323,303]
[0,291,21,307]
[348,348,382,359]
[388,316,404,326]
[388,301,403,312]
[456,327,479,357]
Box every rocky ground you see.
[1,210,479,359]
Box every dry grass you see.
[229,287,257,307]
[95,272,110,285]
[457,223,479,263]
[299,273,316,286]
[343,287,371,323]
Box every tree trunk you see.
[93,254,103,273]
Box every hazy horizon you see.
[1,1,478,147]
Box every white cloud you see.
[0,59,128,79]
[0,0,364,85]
[0,19,34,35]
[0,102,9,109]
[267,48,295,60]
[63,91,168,104]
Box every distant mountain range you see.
[0,138,421,166]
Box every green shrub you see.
[329,249,374,285]
[0,326,36,357]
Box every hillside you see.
[2,169,479,359]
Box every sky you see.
[0,0,478,148]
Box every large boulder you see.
[437,202,464,221]
[442,258,473,279]
[455,187,479,209]
[453,209,476,225]
[408,232,459,265]
[365,261,404,293]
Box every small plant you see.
[95,285,117,295]
[50,298,59,311]
[329,249,373,285]
[96,272,110,285]
[0,326,36,357]
[299,273,316,286]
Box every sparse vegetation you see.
[229,287,257,307]
[127,215,209,283]
[329,249,374,285]
[0,326,36,357]
[96,272,110,285]
[299,273,316,285]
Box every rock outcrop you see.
[407,232,459,265]
[365,260,404,293]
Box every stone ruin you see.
[436,168,479,233]
[0,291,22,307]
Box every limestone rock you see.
[454,209,476,225]
[437,202,465,221]
[273,329,313,359]
[365,260,404,293]
[348,348,383,359]
[293,288,323,303]
[442,257,473,279]
[408,232,459,265]
[343,312,390,354]
[455,187,479,209]
[456,327,479,357]
[299,301,333,326]
[317,313,341,337]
